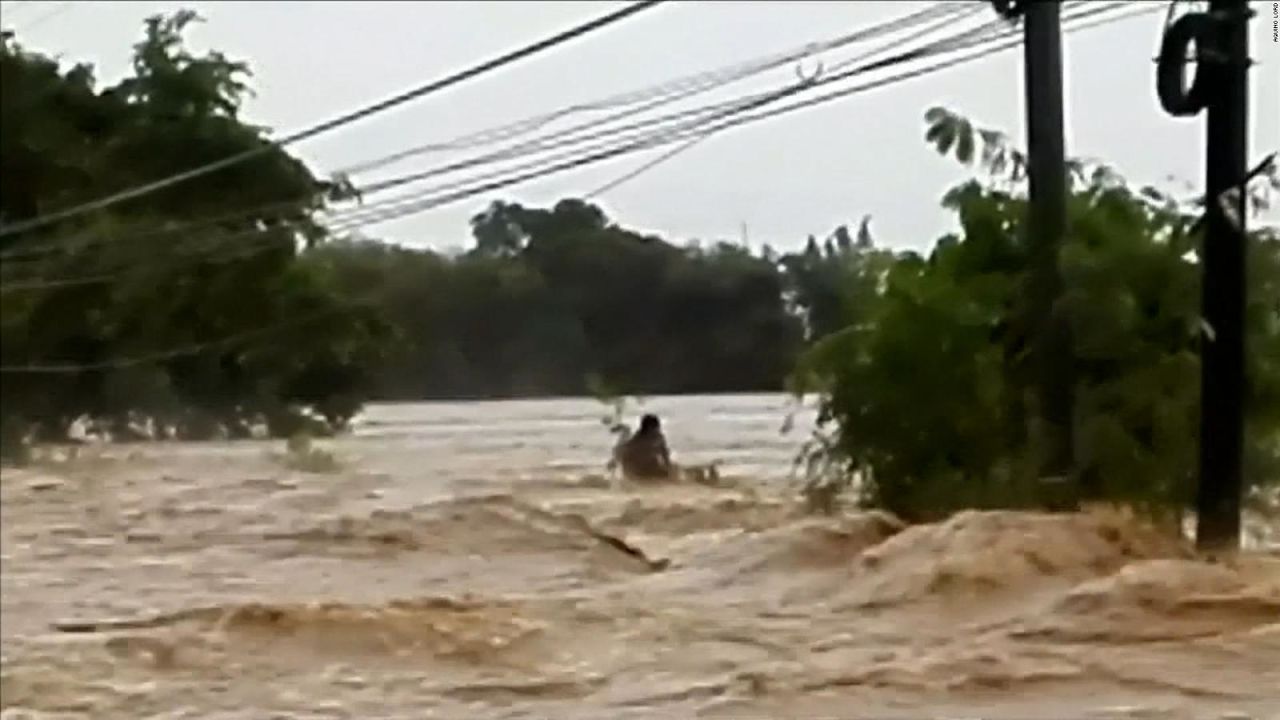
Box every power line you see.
[318,4,1055,226]
[0,2,975,263]
[593,0,1138,199]
[5,0,1131,266]
[585,1,993,198]
[0,232,297,294]
[20,1,72,32]
[0,4,978,291]
[585,135,712,199]
[0,1,1159,370]
[326,7,1016,222]
[0,0,668,239]
[338,2,968,178]
[0,2,1139,293]
[307,1,1156,234]
[0,20,916,271]
[2,14,1029,358]
[0,0,34,23]
[0,198,330,263]
[0,0,1141,297]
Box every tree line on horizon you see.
[3,12,1278,523]
[0,14,858,444]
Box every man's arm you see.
[657,435,673,475]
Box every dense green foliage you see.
[0,14,833,455]
[4,14,1276,529]
[315,199,808,400]
[0,14,382,447]
[793,108,1280,520]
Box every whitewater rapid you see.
[2,396,1277,719]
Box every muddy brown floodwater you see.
[2,395,1278,719]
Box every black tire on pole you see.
[1157,12,1216,117]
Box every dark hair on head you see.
[639,414,661,433]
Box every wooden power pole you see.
[1023,0,1075,491]
[994,0,1076,494]
[1157,0,1252,552]
[1197,0,1251,553]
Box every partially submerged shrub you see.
[279,431,341,474]
[788,107,1280,523]
[0,418,32,467]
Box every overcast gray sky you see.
[3,0,1277,253]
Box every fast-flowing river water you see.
[2,394,1278,719]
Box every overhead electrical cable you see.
[0,1,1161,373]
[0,1,1152,301]
[3,6,987,292]
[353,4,1006,198]
[311,2,1072,226]
[305,1,1155,235]
[338,1,970,176]
[0,1,1142,292]
[0,2,968,263]
[0,0,668,238]
[586,1,993,197]
[20,1,72,32]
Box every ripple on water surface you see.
[2,397,1278,719]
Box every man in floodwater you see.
[617,413,674,481]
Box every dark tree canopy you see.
[318,197,808,400]
[3,15,1276,532]
[791,108,1280,521]
[0,14,379,444]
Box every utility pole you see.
[997,0,1076,495]
[1196,0,1251,553]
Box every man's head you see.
[639,414,661,434]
